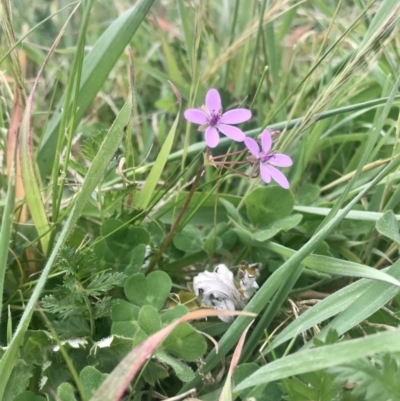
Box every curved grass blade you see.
[18,3,81,254]
[234,327,400,392]
[0,97,132,400]
[135,83,181,210]
[264,241,400,288]
[37,0,155,177]
[89,310,255,401]
[0,152,16,323]
[179,155,400,393]
[269,257,400,352]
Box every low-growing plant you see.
[1,0,400,400]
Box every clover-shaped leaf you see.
[245,186,294,228]
[163,323,206,361]
[79,366,108,399]
[124,271,172,310]
[138,305,161,336]
[111,300,140,338]
[173,226,203,252]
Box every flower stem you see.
[146,165,205,274]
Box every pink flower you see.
[244,130,293,189]
[184,88,251,148]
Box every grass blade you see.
[135,84,181,210]
[234,327,400,392]
[0,96,132,400]
[37,0,155,177]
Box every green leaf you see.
[3,360,33,401]
[37,0,155,176]
[124,271,172,310]
[20,76,51,254]
[125,244,148,276]
[264,241,400,287]
[96,219,150,272]
[376,210,400,245]
[136,103,180,209]
[161,305,189,324]
[13,392,46,401]
[0,97,132,400]
[253,214,303,242]
[173,226,203,252]
[111,300,140,338]
[79,366,108,399]
[138,305,161,336]
[0,151,16,320]
[330,354,400,401]
[22,330,52,365]
[57,383,77,401]
[245,187,294,228]
[234,328,400,392]
[142,361,169,385]
[271,258,400,351]
[296,183,320,204]
[163,323,207,361]
[156,351,195,382]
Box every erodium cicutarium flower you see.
[244,130,293,189]
[184,88,251,148]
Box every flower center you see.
[260,151,274,163]
[209,111,221,127]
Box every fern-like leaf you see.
[330,353,400,401]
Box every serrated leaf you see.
[124,271,172,310]
[330,354,400,401]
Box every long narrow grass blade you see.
[179,155,400,393]
[263,241,400,288]
[18,3,80,254]
[0,152,16,323]
[269,258,400,352]
[37,0,155,177]
[0,97,132,400]
[234,327,400,391]
[136,83,181,210]
[89,310,255,401]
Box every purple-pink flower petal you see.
[205,126,220,148]
[261,130,272,153]
[205,89,222,114]
[244,137,260,157]
[184,109,209,125]
[260,163,271,184]
[268,154,293,167]
[220,109,252,124]
[267,164,290,189]
[217,124,246,142]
